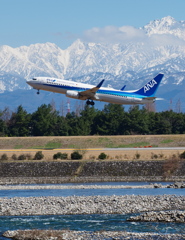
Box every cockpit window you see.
[32,78,37,80]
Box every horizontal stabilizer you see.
[143,97,156,100]
[155,98,164,100]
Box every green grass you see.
[106,141,151,148]
[44,142,62,149]
[30,146,45,149]
[14,145,23,149]
[68,144,80,148]
[98,137,110,143]
[160,139,174,144]
[31,142,62,149]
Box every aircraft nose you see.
[26,79,31,84]
[26,78,37,83]
[26,78,36,86]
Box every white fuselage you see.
[26,77,155,105]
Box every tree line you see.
[0,103,185,137]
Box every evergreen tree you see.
[102,104,126,135]
[1,102,185,137]
[80,105,98,135]
[31,104,58,136]
[92,110,110,135]
[54,115,69,136]
[0,112,7,136]
[66,111,90,136]
[8,105,31,136]
[128,106,149,134]
[152,112,171,134]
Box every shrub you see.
[11,154,17,160]
[163,156,180,178]
[71,151,83,160]
[18,154,27,160]
[89,155,96,160]
[53,153,59,160]
[135,152,140,160]
[151,153,158,159]
[53,152,68,160]
[159,153,164,158]
[98,152,107,160]
[61,153,68,159]
[180,151,185,159]
[34,151,44,160]
[16,154,32,160]
[25,154,32,160]
[1,154,8,160]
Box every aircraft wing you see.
[79,79,104,99]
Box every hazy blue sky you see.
[1,0,185,49]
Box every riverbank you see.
[3,229,185,240]
[0,182,184,190]
[2,176,185,184]
[0,160,185,184]
[127,210,185,223]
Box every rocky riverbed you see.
[3,229,185,240]
[127,210,185,222]
[1,194,185,239]
[0,195,185,216]
[0,181,184,190]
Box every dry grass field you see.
[0,135,185,161]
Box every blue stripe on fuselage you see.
[43,83,145,99]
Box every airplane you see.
[26,73,164,106]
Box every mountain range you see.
[0,16,185,112]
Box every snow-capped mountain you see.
[0,16,185,111]
[143,16,185,39]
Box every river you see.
[0,182,185,239]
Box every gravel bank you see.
[0,182,184,190]
[0,184,158,190]
[3,230,185,240]
[0,195,185,216]
[1,176,185,185]
[128,210,185,222]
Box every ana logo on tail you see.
[144,79,157,93]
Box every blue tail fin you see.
[134,73,164,97]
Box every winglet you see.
[120,85,126,91]
[96,79,105,88]
[78,79,105,98]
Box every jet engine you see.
[66,90,79,99]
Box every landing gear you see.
[86,100,95,106]
[37,90,40,94]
